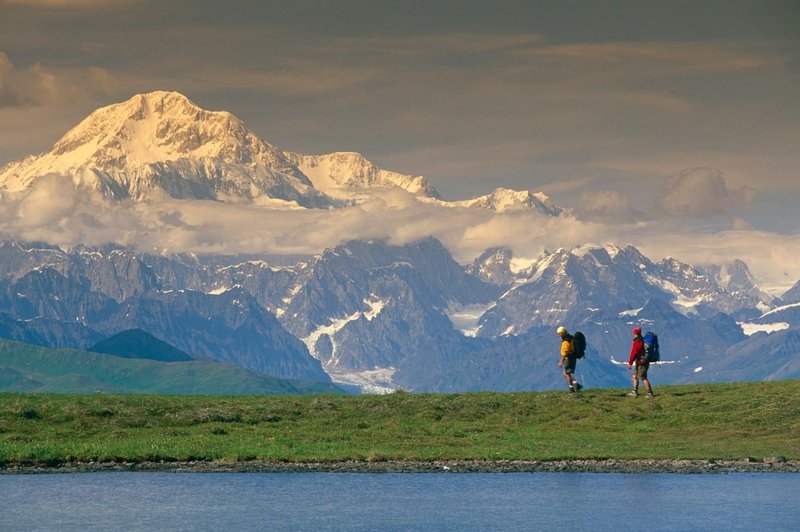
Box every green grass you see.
[0,338,343,395]
[1,380,798,466]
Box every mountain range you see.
[0,91,797,393]
[0,236,794,393]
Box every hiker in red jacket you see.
[627,327,654,398]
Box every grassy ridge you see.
[0,339,342,395]
[1,380,799,466]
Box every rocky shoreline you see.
[3,458,798,475]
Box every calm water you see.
[1,472,798,531]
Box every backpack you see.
[643,331,660,362]
[572,331,586,359]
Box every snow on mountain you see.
[0,91,332,207]
[475,244,665,337]
[445,301,496,337]
[748,301,800,330]
[655,257,773,316]
[284,153,567,218]
[301,296,387,363]
[285,151,441,200]
[705,329,800,382]
[466,247,519,285]
[0,236,787,392]
[474,243,774,338]
[702,260,774,312]
[427,187,562,215]
[0,91,569,220]
[738,321,790,336]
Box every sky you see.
[1,0,799,292]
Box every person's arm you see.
[558,339,570,366]
[561,339,573,358]
[628,340,639,366]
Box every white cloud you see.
[655,167,755,218]
[0,51,118,109]
[3,0,134,7]
[0,176,797,293]
[636,228,800,296]
[575,189,641,223]
[515,41,774,76]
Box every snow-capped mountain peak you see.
[434,187,563,215]
[0,90,567,214]
[0,91,327,206]
[51,91,270,165]
[285,151,441,199]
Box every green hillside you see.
[1,380,798,467]
[0,339,342,396]
[88,329,195,362]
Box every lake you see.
[1,472,798,531]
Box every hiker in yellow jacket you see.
[557,326,582,393]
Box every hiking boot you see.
[568,386,575,393]
[646,391,655,398]
[574,383,583,392]
[628,390,638,398]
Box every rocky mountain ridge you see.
[0,237,794,392]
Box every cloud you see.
[0,175,796,292]
[184,60,384,98]
[637,228,800,295]
[0,173,583,262]
[0,52,41,107]
[0,51,118,108]
[14,174,79,227]
[334,33,545,57]
[516,41,774,76]
[655,167,755,218]
[575,190,642,223]
[3,0,135,7]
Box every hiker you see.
[627,327,654,398]
[557,326,582,393]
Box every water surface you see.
[1,472,797,531]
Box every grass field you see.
[1,380,798,466]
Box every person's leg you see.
[564,359,577,391]
[630,370,639,397]
[641,365,653,395]
[564,369,575,390]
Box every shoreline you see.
[3,458,798,475]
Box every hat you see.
[632,327,641,335]
[556,326,568,335]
